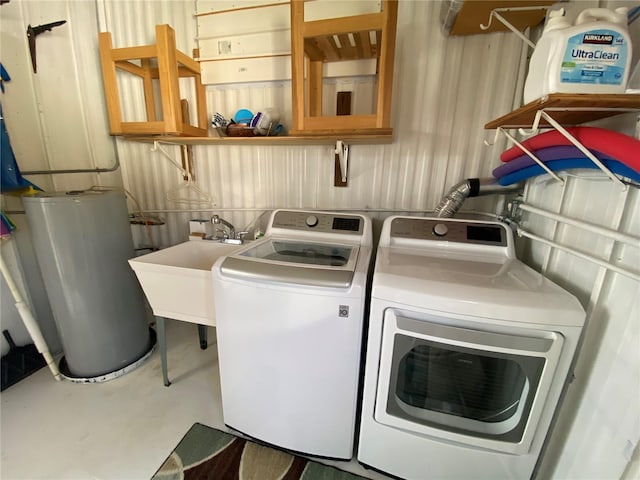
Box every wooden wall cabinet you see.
[99,24,208,137]
[290,0,398,136]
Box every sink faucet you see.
[210,215,235,240]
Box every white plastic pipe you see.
[0,251,61,381]
[519,203,640,247]
[516,227,640,282]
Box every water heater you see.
[23,190,152,379]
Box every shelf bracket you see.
[520,110,627,188]
[151,141,213,205]
[480,6,551,49]
[334,140,349,187]
[151,141,189,178]
[487,127,564,184]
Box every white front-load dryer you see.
[213,210,372,460]
[357,216,585,479]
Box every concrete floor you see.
[0,319,390,480]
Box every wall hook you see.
[334,140,349,187]
[151,140,189,178]
[483,128,502,147]
[479,6,549,49]
[27,20,67,73]
[151,141,213,205]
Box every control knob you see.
[433,223,448,237]
[305,215,319,227]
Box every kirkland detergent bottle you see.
[524,7,631,103]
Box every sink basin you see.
[129,241,244,325]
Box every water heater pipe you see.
[434,178,522,218]
[0,248,61,381]
[21,139,120,175]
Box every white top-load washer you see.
[358,216,585,479]
[212,209,372,459]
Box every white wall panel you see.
[196,0,381,83]
[519,152,640,479]
[0,0,120,197]
[515,8,639,474]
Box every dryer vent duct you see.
[434,178,521,218]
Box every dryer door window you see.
[388,333,542,442]
[374,311,564,454]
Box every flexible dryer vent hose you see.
[434,178,522,218]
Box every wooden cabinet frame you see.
[99,24,207,137]
[290,0,398,136]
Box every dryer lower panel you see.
[358,419,532,480]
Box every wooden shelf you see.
[125,132,393,146]
[485,94,640,129]
[447,1,554,36]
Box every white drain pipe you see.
[0,246,61,381]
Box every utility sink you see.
[129,241,244,326]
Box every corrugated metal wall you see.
[93,4,640,475]
[514,1,640,476]
[1,0,638,477]
[97,0,525,247]
[69,1,640,478]
[517,114,640,479]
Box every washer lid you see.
[373,246,585,326]
[219,238,359,288]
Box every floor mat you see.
[152,423,368,480]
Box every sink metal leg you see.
[197,324,208,350]
[155,316,171,386]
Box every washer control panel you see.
[390,217,507,246]
[272,210,363,234]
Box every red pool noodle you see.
[500,127,640,172]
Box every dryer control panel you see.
[271,210,363,235]
[390,217,508,247]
